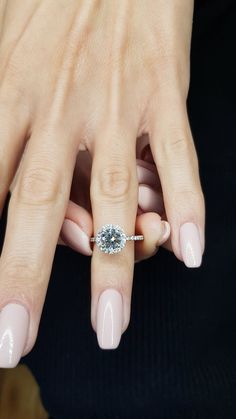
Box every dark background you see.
[1,0,236,418]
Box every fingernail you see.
[179,222,202,268]
[136,165,157,188]
[159,221,171,244]
[138,185,164,214]
[61,219,92,255]
[0,303,30,368]
[96,289,123,350]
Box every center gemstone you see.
[95,224,127,254]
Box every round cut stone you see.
[95,224,126,254]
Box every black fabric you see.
[1,0,236,418]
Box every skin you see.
[10,138,171,260]
[0,0,205,357]
[59,148,172,260]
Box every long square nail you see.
[96,289,123,349]
[179,222,202,268]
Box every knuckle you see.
[164,135,190,155]
[16,165,61,206]
[157,134,197,168]
[93,165,132,202]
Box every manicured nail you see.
[159,221,171,244]
[0,303,30,368]
[96,289,123,350]
[138,184,164,214]
[136,165,157,188]
[61,219,92,255]
[179,222,202,268]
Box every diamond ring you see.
[90,224,144,254]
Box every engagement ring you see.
[90,224,144,254]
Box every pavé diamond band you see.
[90,224,144,254]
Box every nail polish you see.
[138,184,164,214]
[179,222,202,268]
[0,303,30,368]
[159,221,171,244]
[96,289,123,350]
[61,219,92,255]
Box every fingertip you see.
[138,184,164,214]
[65,200,93,238]
[159,220,171,245]
[134,212,162,261]
[60,219,92,256]
[62,200,93,255]
[0,302,30,367]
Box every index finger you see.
[0,124,76,367]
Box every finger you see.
[138,184,164,215]
[58,236,67,246]
[60,185,166,258]
[136,159,160,189]
[134,212,170,262]
[137,159,164,214]
[60,200,93,255]
[0,124,76,367]
[90,125,138,349]
[149,88,205,268]
[0,102,29,218]
[60,161,165,256]
[156,206,173,253]
[58,149,92,253]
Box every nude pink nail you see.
[136,165,157,188]
[159,221,171,244]
[61,219,92,255]
[96,289,123,350]
[179,222,202,268]
[138,184,164,214]
[0,303,30,368]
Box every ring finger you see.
[90,124,138,349]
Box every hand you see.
[10,144,171,261]
[0,0,205,365]
[10,135,171,260]
[58,143,171,262]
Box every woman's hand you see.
[0,0,205,365]
[11,145,171,260]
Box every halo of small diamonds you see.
[95,224,127,254]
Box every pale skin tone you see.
[0,0,205,357]
[11,140,172,261]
